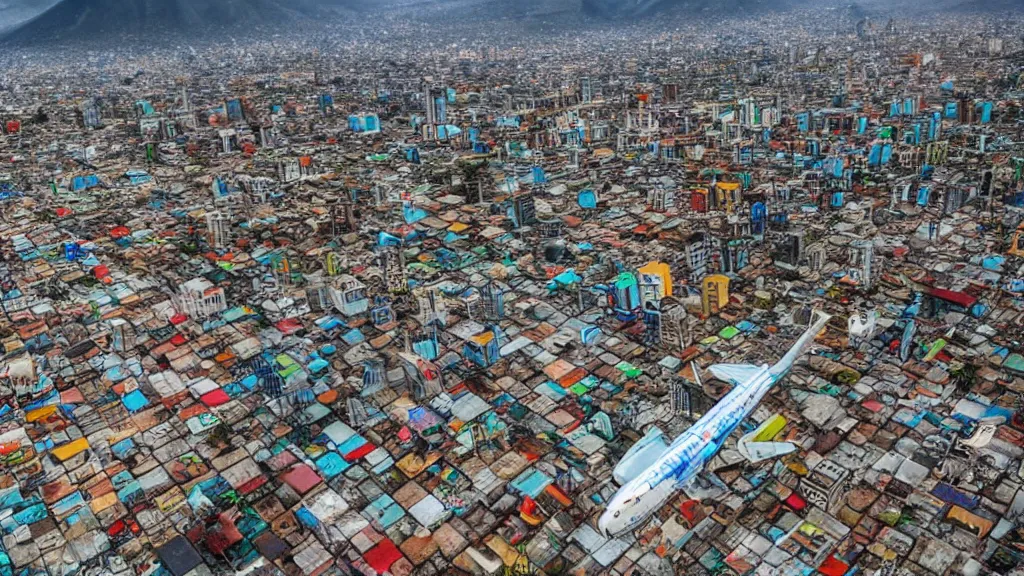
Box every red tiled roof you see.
[926,287,976,308]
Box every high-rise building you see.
[313,51,330,86]
[958,98,976,124]
[172,278,227,319]
[685,233,714,283]
[173,84,196,130]
[306,285,331,312]
[512,193,536,227]
[662,303,692,352]
[218,129,236,154]
[382,249,407,294]
[662,83,677,104]
[642,303,661,346]
[206,211,232,249]
[259,125,276,149]
[361,359,386,397]
[435,93,447,124]
[110,318,136,352]
[721,239,750,275]
[346,397,371,427]
[849,240,875,289]
[669,379,689,416]
[647,188,675,212]
[580,77,593,104]
[277,159,301,183]
[464,290,483,320]
[411,326,439,360]
[423,84,448,139]
[417,289,447,327]
[481,283,505,321]
[236,175,276,204]
[568,147,581,167]
[988,38,1004,56]
[774,230,805,269]
[82,100,101,129]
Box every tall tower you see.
[464,291,483,320]
[417,289,447,327]
[347,397,370,427]
[361,359,386,397]
[82,100,101,129]
[110,318,136,352]
[850,240,874,289]
[206,211,232,249]
[423,84,447,140]
[481,282,505,321]
[174,80,196,129]
[421,84,446,126]
[662,303,691,352]
[424,84,436,127]
[313,49,328,86]
[382,249,407,294]
[669,379,689,416]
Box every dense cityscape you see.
[1,2,1024,575]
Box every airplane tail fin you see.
[769,310,831,378]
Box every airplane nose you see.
[597,511,612,538]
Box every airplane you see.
[598,310,831,538]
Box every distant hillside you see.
[949,0,1024,11]
[0,0,60,31]
[369,0,799,22]
[9,0,1005,45]
[1,0,357,44]
[835,0,1024,14]
[581,0,797,19]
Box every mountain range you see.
[1,0,361,43]
[0,0,58,31]
[2,0,1022,45]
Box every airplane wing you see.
[737,441,797,463]
[706,364,766,386]
[680,470,729,499]
[613,427,669,485]
[737,414,796,463]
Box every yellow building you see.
[701,274,730,317]
[637,261,673,303]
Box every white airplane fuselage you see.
[598,313,828,537]
[598,365,773,536]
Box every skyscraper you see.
[669,379,689,416]
[423,84,447,139]
[206,211,232,249]
[82,100,101,129]
[110,318,136,352]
